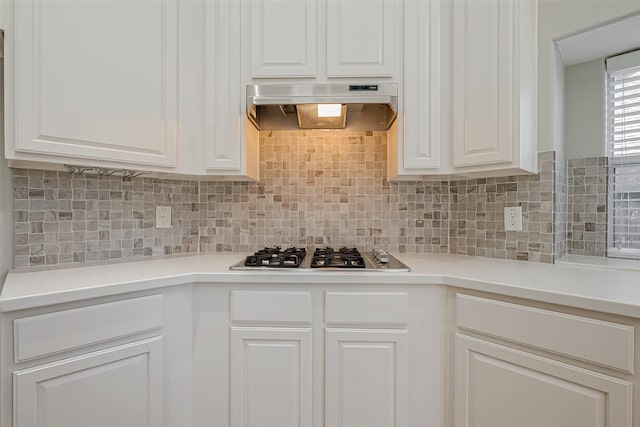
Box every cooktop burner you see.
[231,246,410,272]
[243,247,306,268]
[310,247,365,268]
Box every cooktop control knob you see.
[373,248,390,264]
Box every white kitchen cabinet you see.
[326,0,396,78]
[453,292,637,427]
[324,292,410,427]
[204,0,259,179]
[13,337,164,427]
[454,334,632,427]
[325,328,409,427]
[249,0,317,78]
[230,327,312,427]
[452,0,537,175]
[388,0,443,179]
[3,0,178,168]
[0,289,198,427]
[193,285,445,427]
[243,0,401,81]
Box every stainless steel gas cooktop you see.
[229,247,410,273]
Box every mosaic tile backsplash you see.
[567,157,608,256]
[13,170,200,268]
[14,131,449,268]
[449,151,557,263]
[12,130,609,269]
[198,131,449,254]
[555,150,568,259]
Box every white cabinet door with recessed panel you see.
[6,0,178,167]
[326,329,408,427]
[452,0,537,174]
[249,0,317,78]
[326,0,396,78]
[13,337,164,427]
[231,327,312,427]
[388,0,443,179]
[454,334,632,427]
[204,0,260,179]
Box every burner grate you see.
[310,247,366,269]
[244,247,306,268]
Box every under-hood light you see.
[317,104,343,118]
[296,104,347,129]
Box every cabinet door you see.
[249,0,317,78]
[11,0,178,167]
[205,0,261,179]
[326,0,395,77]
[452,0,514,167]
[13,337,164,427]
[401,0,441,171]
[326,329,408,427]
[231,327,312,427]
[454,334,632,427]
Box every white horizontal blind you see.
[606,50,640,259]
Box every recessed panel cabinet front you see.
[9,0,178,166]
[326,329,408,427]
[452,0,512,167]
[454,334,632,427]
[452,0,537,173]
[249,0,317,78]
[13,337,164,427]
[231,327,312,427]
[326,0,395,77]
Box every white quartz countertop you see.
[1,252,640,317]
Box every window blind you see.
[606,49,640,259]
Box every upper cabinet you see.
[2,0,538,180]
[250,0,317,78]
[3,0,179,168]
[388,0,443,179]
[452,0,537,175]
[204,0,259,179]
[244,0,401,81]
[326,0,395,78]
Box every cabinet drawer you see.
[326,292,408,326]
[231,290,312,324]
[14,294,164,363]
[456,294,635,373]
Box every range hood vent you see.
[247,83,397,131]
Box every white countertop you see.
[1,252,640,317]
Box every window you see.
[606,50,640,259]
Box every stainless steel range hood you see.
[247,83,397,131]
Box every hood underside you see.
[247,83,398,131]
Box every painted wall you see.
[565,58,606,160]
[538,0,640,154]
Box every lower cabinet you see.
[230,327,312,427]
[326,329,408,427]
[13,336,164,427]
[230,327,411,427]
[453,293,635,427]
[218,288,435,427]
[454,334,632,427]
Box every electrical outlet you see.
[156,206,172,229]
[504,206,522,231]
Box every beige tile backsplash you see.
[199,131,450,254]
[449,151,556,263]
[567,157,608,256]
[13,130,602,268]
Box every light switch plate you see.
[504,207,522,231]
[156,206,172,229]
